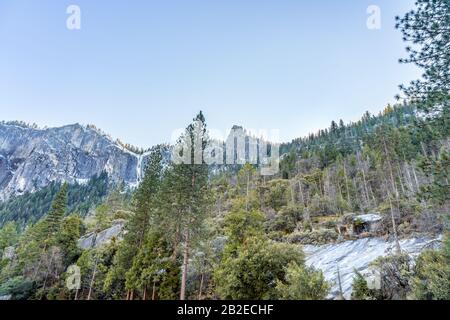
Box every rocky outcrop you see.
[304,235,441,299]
[78,220,126,249]
[0,123,145,201]
[352,213,382,234]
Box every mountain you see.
[0,105,416,202]
[0,122,146,202]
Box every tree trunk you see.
[143,284,147,300]
[33,244,48,281]
[343,162,351,204]
[180,228,190,300]
[396,165,406,195]
[337,265,344,300]
[41,248,56,299]
[361,168,370,207]
[152,280,157,300]
[403,162,415,193]
[246,171,250,211]
[388,196,402,254]
[290,181,296,205]
[382,136,399,199]
[171,224,180,261]
[198,272,205,300]
[87,257,98,301]
[411,164,420,189]
[298,180,305,205]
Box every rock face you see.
[0,123,146,201]
[78,220,126,249]
[304,236,441,299]
[353,213,382,234]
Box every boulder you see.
[78,220,125,249]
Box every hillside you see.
[1,102,447,301]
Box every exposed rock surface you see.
[0,123,146,201]
[353,213,382,234]
[354,213,382,223]
[78,220,126,249]
[304,235,441,299]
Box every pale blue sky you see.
[0,0,420,147]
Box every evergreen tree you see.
[161,112,211,300]
[396,0,450,202]
[42,183,68,243]
[0,222,19,255]
[276,262,329,300]
[351,270,370,300]
[125,230,180,300]
[105,146,164,299]
[56,215,83,266]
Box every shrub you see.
[412,248,450,300]
[351,270,370,300]
[286,229,338,245]
[214,237,304,300]
[372,254,412,300]
[276,262,329,300]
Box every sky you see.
[0,0,421,148]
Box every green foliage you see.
[372,254,413,300]
[44,183,68,240]
[397,0,450,203]
[260,179,290,212]
[276,262,329,300]
[419,148,450,204]
[77,240,119,300]
[0,276,35,300]
[214,237,304,300]
[223,209,264,248]
[285,229,338,246]
[1,93,448,301]
[411,246,450,300]
[0,184,86,299]
[0,172,110,228]
[0,222,19,255]
[56,215,84,266]
[396,0,449,132]
[125,230,180,300]
[351,270,370,300]
[105,146,165,297]
[267,205,302,234]
[309,194,336,216]
[280,104,417,168]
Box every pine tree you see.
[105,146,164,299]
[125,230,179,300]
[0,222,19,254]
[162,111,211,300]
[43,183,68,243]
[396,0,450,203]
[351,270,370,300]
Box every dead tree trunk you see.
[87,257,99,301]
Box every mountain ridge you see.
[0,104,416,202]
[0,122,144,201]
